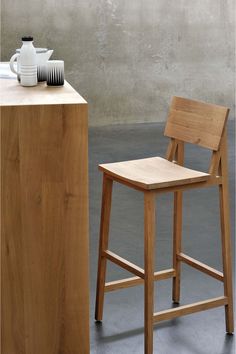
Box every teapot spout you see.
[46,49,53,60]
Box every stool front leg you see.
[144,192,156,354]
[95,174,113,321]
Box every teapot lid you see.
[22,36,33,41]
[16,47,48,53]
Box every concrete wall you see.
[1,0,235,125]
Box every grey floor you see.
[89,121,235,354]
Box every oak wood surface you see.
[178,253,224,282]
[104,250,144,278]
[95,175,113,321]
[153,296,228,323]
[106,172,221,194]
[105,269,175,292]
[1,81,90,353]
[0,78,86,106]
[218,131,234,333]
[164,96,229,150]
[171,142,184,304]
[144,192,155,354]
[99,156,209,190]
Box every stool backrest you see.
[164,97,229,151]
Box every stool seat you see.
[99,156,209,190]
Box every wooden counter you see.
[0,75,90,353]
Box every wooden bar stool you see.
[95,97,234,354]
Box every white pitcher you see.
[10,41,53,84]
[10,36,37,86]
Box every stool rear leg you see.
[170,141,184,304]
[172,191,182,304]
[95,174,113,321]
[219,181,234,333]
[218,132,234,334]
[144,192,155,354]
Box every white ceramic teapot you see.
[10,48,53,82]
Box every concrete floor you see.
[88,121,235,354]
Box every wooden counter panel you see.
[1,104,89,354]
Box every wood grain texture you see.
[1,102,90,354]
[1,114,25,354]
[104,250,144,278]
[99,156,209,190]
[95,175,113,321]
[144,192,155,354]
[172,142,184,304]
[153,296,228,323]
[218,130,234,333]
[0,78,86,106]
[104,269,175,292]
[164,96,229,150]
[178,253,224,282]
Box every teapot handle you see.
[9,53,20,75]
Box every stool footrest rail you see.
[105,268,176,292]
[178,253,224,281]
[103,250,144,278]
[153,296,228,323]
